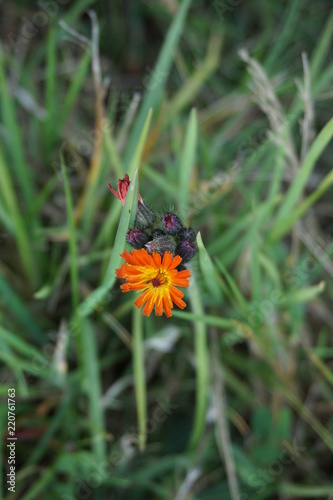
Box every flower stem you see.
[132,308,147,451]
[188,265,209,449]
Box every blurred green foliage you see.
[1,0,333,498]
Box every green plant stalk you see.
[64,0,96,24]
[310,10,333,81]
[250,224,261,303]
[82,320,107,465]
[281,382,333,454]
[265,0,302,72]
[133,307,147,451]
[45,24,57,155]
[172,310,234,329]
[22,459,59,500]
[24,393,70,468]
[164,34,222,127]
[0,42,34,207]
[58,49,91,132]
[280,484,333,497]
[103,126,123,178]
[281,281,325,304]
[271,115,333,235]
[306,348,333,387]
[61,157,79,311]
[188,265,208,449]
[0,339,27,394]
[270,167,333,240]
[128,108,153,176]
[123,0,192,167]
[196,232,223,302]
[0,273,43,340]
[0,146,36,286]
[179,108,198,219]
[61,157,83,367]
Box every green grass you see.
[1,1,333,499]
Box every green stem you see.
[133,308,147,451]
[188,265,208,449]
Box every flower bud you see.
[161,213,183,235]
[145,236,175,256]
[126,228,150,249]
[135,201,156,229]
[151,229,165,239]
[176,240,196,263]
[179,227,196,241]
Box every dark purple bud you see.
[151,229,165,239]
[135,201,156,229]
[126,228,150,249]
[176,263,187,271]
[176,240,196,263]
[179,227,196,241]
[145,236,175,256]
[161,213,183,235]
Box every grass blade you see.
[271,115,333,238]
[281,281,325,304]
[0,145,36,285]
[0,42,34,207]
[44,25,57,155]
[269,167,333,240]
[58,49,91,132]
[82,319,107,464]
[123,0,192,167]
[0,273,43,341]
[61,156,79,311]
[310,10,333,81]
[179,108,198,218]
[196,231,223,303]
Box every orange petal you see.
[169,255,182,270]
[172,277,190,287]
[152,252,162,268]
[132,249,151,266]
[121,282,147,292]
[177,269,191,279]
[154,295,163,316]
[169,285,184,298]
[161,251,173,269]
[115,263,127,278]
[134,288,153,308]
[162,290,173,317]
[143,295,155,316]
[120,250,137,265]
[170,292,186,309]
[163,296,173,317]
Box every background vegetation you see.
[1,0,333,498]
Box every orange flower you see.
[116,249,191,317]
